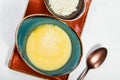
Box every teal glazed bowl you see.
[16,14,83,76]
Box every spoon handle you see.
[77,67,89,80]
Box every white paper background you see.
[0,0,120,80]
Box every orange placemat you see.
[8,0,92,80]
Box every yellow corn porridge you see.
[26,24,72,71]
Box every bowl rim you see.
[15,14,83,76]
[44,0,86,21]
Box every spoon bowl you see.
[44,0,85,21]
[77,47,107,80]
[87,47,107,69]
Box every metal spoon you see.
[77,47,107,80]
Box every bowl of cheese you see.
[16,14,83,76]
[44,0,85,20]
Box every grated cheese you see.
[49,0,79,16]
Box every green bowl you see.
[16,14,83,76]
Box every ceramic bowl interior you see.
[16,14,82,76]
[44,0,85,20]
